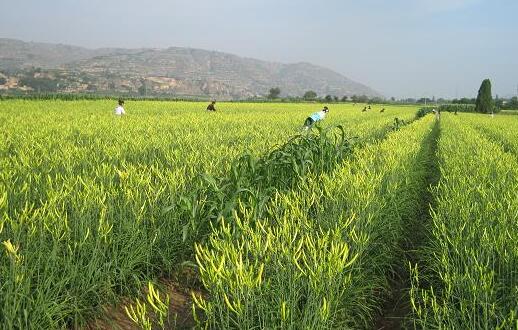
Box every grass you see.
[410,113,518,329]
[461,113,518,157]
[0,100,417,328]
[193,115,436,328]
[1,100,516,329]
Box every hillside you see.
[0,38,381,99]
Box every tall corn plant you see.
[174,125,356,245]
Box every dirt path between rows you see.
[85,269,202,330]
[374,120,440,329]
[85,117,426,330]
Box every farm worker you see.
[432,108,440,120]
[303,106,329,129]
[362,106,367,112]
[380,108,385,113]
[114,99,126,115]
[206,101,217,111]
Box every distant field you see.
[0,101,516,329]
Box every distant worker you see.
[206,101,217,111]
[362,106,367,112]
[368,105,372,110]
[432,108,440,120]
[303,106,329,130]
[380,108,385,113]
[114,99,126,115]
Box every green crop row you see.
[193,115,436,329]
[410,114,518,329]
[462,113,518,157]
[0,100,417,328]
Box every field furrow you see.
[462,113,518,157]
[0,100,417,328]
[410,114,518,329]
[193,115,435,329]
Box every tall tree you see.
[303,90,317,100]
[357,95,369,103]
[268,87,281,99]
[324,95,333,102]
[475,79,494,113]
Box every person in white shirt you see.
[303,106,329,129]
[114,99,126,115]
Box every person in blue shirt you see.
[303,106,329,129]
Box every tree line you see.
[264,80,517,112]
[2,79,516,111]
[267,87,384,103]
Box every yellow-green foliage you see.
[194,116,436,328]
[411,114,518,329]
[462,112,518,156]
[0,100,416,328]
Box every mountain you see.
[0,38,381,99]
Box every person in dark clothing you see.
[362,107,367,112]
[207,101,217,111]
[380,108,385,113]
[368,105,371,110]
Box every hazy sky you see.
[1,0,517,98]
